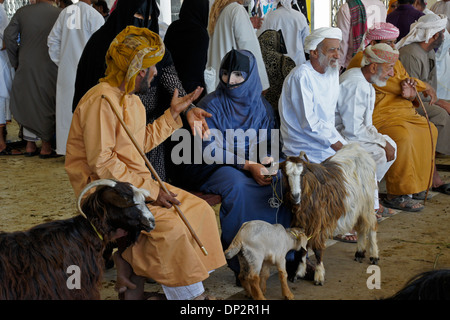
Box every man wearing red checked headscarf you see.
[346,22,440,212]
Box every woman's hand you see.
[186,107,212,139]
[245,162,273,186]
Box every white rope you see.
[268,174,283,224]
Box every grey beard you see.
[137,71,151,94]
[371,77,387,87]
[318,51,339,73]
[370,68,388,87]
[433,32,444,49]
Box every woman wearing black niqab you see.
[164,0,209,97]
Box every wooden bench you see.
[188,191,222,206]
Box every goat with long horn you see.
[0,180,155,299]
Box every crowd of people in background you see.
[0,0,449,300]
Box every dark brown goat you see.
[0,179,155,300]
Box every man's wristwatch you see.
[182,104,196,116]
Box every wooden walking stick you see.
[415,90,434,205]
[101,94,208,256]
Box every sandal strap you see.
[390,195,421,208]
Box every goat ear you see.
[101,188,135,208]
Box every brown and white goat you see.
[225,220,308,300]
[280,143,379,286]
[0,179,155,300]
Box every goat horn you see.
[299,151,309,163]
[77,179,117,219]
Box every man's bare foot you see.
[432,167,445,188]
[145,292,167,300]
[25,141,37,154]
[113,251,137,293]
[333,231,357,243]
[193,292,217,300]
[384,195,424,212]
[39,140,54,156]
[376,204,395,220]
[0,145,23,155]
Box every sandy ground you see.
[1,121,449,300]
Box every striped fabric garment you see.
[348,0,368,56]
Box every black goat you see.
[0,179,155,300]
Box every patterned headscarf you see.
[100,25,165,103]
[348,0,367,56]
[361,43,399,66]
[396,13,447,49]
[359,22,400,51]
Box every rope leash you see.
[269,174,283,208]
[268,173,283,224]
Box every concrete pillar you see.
[159,0,172,25]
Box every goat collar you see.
[290,230,301,240]
[289,230,312,241]
[89,222,104,241]
[80,218,104,241]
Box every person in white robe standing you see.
[48,0,104,155]
[0,0,18,155]
[430,0,450,32]
[336,43,398,215]
[436,29,450,100]
[256,0,310,66]
[205,0,269,93]
[279,27,346,164]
